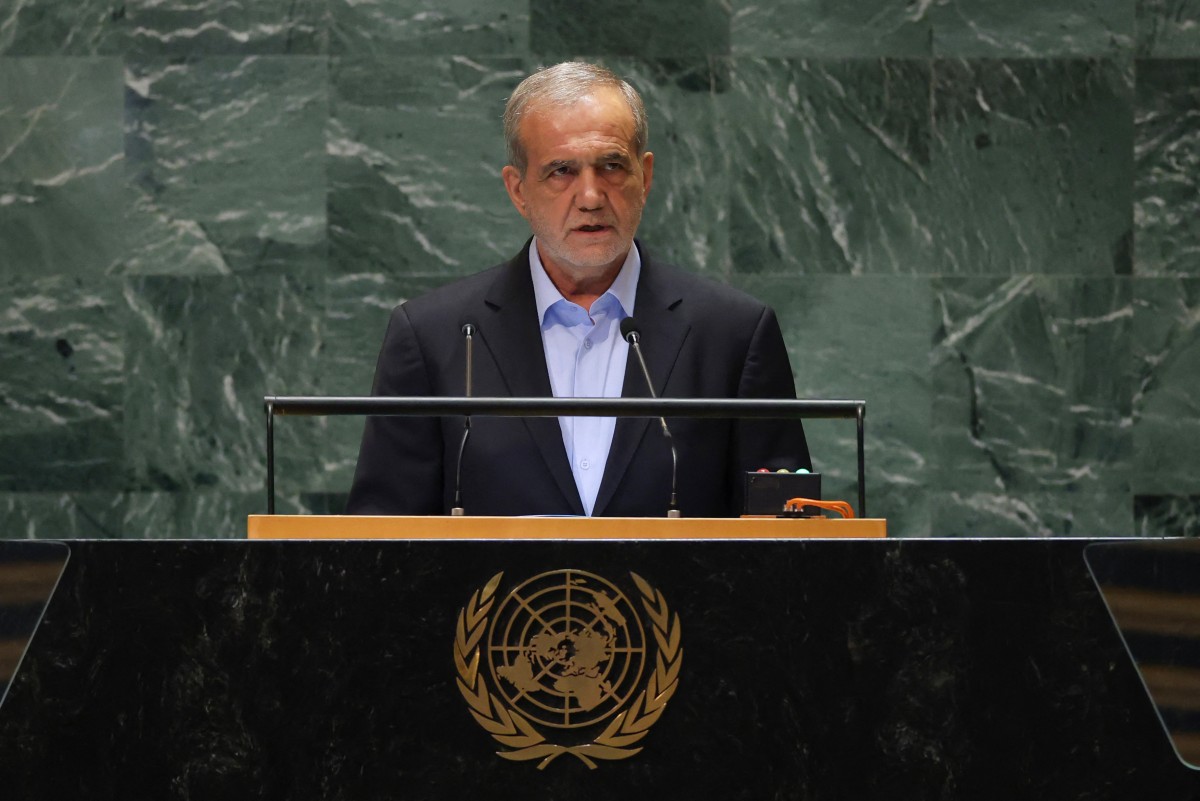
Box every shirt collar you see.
[530,238,640,324]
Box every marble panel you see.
[282,274,456,497]
[123,56,327,276]
[930,276,1132,536]
[296,491,349,514]
[122,274,325,495]
[318,274,435,396]
[1134,494,1200,536]
[608,59,730,277]
[931,0,1134,57]
[736,274,932,536]
[931,488,1134,536]
[1132,278,1200,493]
[327,56,529,278]
[0,492,129,539]
[530,0,730,57]
[1137,0,1200,56]
[724,58,935,275]
[269,411,360,502]
[0,491,263,539]
[120,489,265,537]
[731,0,933,57]
[0,57,124,278]
[1134,59,1200,275]
[121,0,328,56]
[0,278,126,491]
[330,0,527,55]
[0,0,122,55]
[931,58,1134,275]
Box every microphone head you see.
[461,322,475,337]
[620,317,640,342]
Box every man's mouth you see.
[575,225,611,233]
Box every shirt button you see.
[583,339,593,350]
[580,458,591,470]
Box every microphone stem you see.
[464,330,473,398]
[452,325,475,516]
[627,332,680,518]
[452,426,469,515]
[663,427,679,515]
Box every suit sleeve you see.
[344,305,445,515]
[730,305,813,505]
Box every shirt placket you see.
[572,314,598,479]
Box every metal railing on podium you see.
[262,396,866,517]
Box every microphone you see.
[451,323,475,516]
[620,317,680,518]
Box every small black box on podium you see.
[743,471,822,516]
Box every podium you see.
[1,529,1197,799]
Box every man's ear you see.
[502,165,529,219]
[640,151,654,198]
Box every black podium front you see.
[0,538,1195,799]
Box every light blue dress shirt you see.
[530,240,640,516]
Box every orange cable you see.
[784,498,856,519]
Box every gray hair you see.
[503,62,649,174]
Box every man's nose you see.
[576,168,605,210]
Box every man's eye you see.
[604,162,624,172]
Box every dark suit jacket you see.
[346,242,810,517]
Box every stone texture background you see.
[1,0,1197,538]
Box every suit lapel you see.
[479,243,585,515]
[593,251,690,516]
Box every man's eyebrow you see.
[597,151,631,164]
[539,158,578,176]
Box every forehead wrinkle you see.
[523,103,637,149]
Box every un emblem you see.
[453,570,683,769]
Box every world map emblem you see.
[453,570,683,769]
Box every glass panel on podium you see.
[1086,540,1200,770]
[0,542,70,711]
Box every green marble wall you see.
[1,0,1198,538]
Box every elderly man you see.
[346,62,810,517]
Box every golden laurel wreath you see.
[453,571,683,770]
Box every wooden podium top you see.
[246,514,886,540]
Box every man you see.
[346,62,809,517]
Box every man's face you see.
[502,87,654,285]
